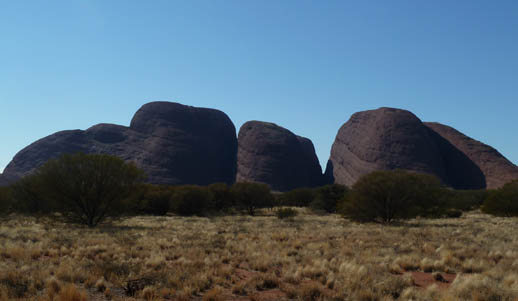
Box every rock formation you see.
[327,107,517,189]
[1,102,238,186]
[425,122,518,189]
[237,121,323,191]
[3,103,517,190]
[297,136,326,187]
[327,108,447,187]
[0,173,16,187]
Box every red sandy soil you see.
[408,271,457,290]
[225,262,289,301]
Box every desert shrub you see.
[0,186,13,215]
[25,153,145,226]
[311,184,348,213]
[231,182,274,216]
[482,180,518,216]
[208,183,235,211]
[276,208,298,219]
[136,184,174,215]
[10,174,51,214]
[281,188,316,207]
[419,188,488,218]
[444,209,463,218]
[438,189,487,212]
[269,192,283,209]
[170,185,213,216]
[57,284,87,301]
[339,170,442,223]
[453,189,487,210]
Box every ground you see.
[1,209,518,300]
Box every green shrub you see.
[454,189,487,210]
[412,188,450,218]
[231,182,274,216]
[0,186,13,215]
[136,184,174,215]
[438,189,487,212]
[339,170,442,223]
[482,180,518,216]
[281,188,316,207]
[208,183,235,211]
[445,209,463,218]
[417,188,487,218]
[19,153,145,226]
[170,185,213,216]
[10,174,50,214]
[311,184,348,213]
[276,208,298,219]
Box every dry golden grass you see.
[1,209,518,300]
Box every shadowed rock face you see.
[0,173,16,186]
[424,124,486,189]
[2,102,238,186]
[3,130,91,180]
[296,136,326,187]
[425,122,518,189]
[237,121,323,191]
[327,108,447,187]
[129,102,238,185]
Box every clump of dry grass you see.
[95,277,107,292]
[448,273,514,300]
[202,286,225,301]
[57,284,87,301]
[139,286,157,300]
[299,282,329,300]
[1,211,518,299]
[0,270,30,298]
[46,277,61,300]
[231,282,247,296]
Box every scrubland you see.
[1,210,518,300]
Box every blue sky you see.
[1,0,517,173]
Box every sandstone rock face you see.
[2,102,238,186]
[327,108,447,187]
[3,130,91,180]
[425,122,518,189]
[237,121,323,191]
[327,107,517,189]
[5,103,516,190]
[129,102,238,185]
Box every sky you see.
[1,0,518,173]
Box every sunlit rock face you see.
[327,107,517,189]
[327,107,448,187]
